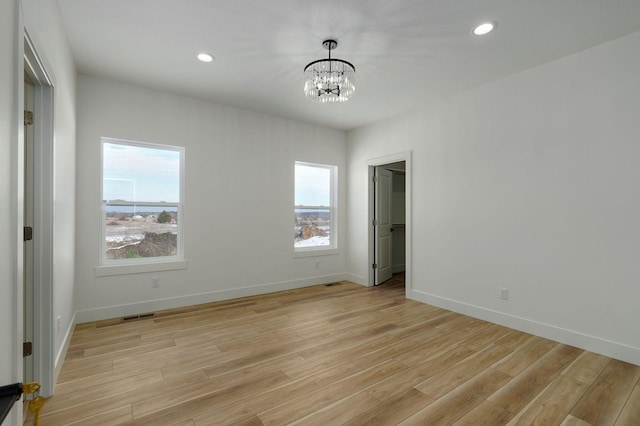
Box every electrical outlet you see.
[499,287,509,300]
[152,277,160,288]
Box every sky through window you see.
[103,142,180,202]
[295,164,330,206]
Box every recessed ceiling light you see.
[197,53,214,63]
[473,22,496,36]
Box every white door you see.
[374,167,393,285]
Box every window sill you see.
[95,260,188,277]
[293,248,339,258]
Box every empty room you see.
[2,0,640,425]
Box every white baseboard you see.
[54,312,76,391]
[410,289,640,367]
[344,273,367,286]
[75,274,350,323]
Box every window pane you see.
[295,164,330,207]
[295,207,330,247]
[103,142,180,202]
[103,140,182,261]
[105,205,178,259]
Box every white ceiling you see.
[56,0,640,130]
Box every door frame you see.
[367,151,412,298]
[24,61,35,386]
[24,31,55,396]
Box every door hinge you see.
[372,176,378,183]
[24,226,33,241]
[372,263,378,269]
[372,219,377,226]
[23,341,33,357]
[24,110,34,126]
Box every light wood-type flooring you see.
[30,275,640,425]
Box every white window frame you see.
[95,137,186,276]
[294,161,338,257]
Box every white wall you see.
[347,31,640,365]
[75,76,347,322]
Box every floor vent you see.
[122,312,155,322]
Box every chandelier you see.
[303,39,356,103]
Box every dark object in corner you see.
[0,383,22,424]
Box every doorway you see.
[368,152,411,296]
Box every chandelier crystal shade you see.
[304,40,355,103]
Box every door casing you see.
[367,151,412,298]
[23,31,55,397]
[24,71,35,386]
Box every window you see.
[101,138,184,265]
[294,161,337,253]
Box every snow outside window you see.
[294,162,337,253]
[101,138,184,265]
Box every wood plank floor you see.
[30,275,640,425]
